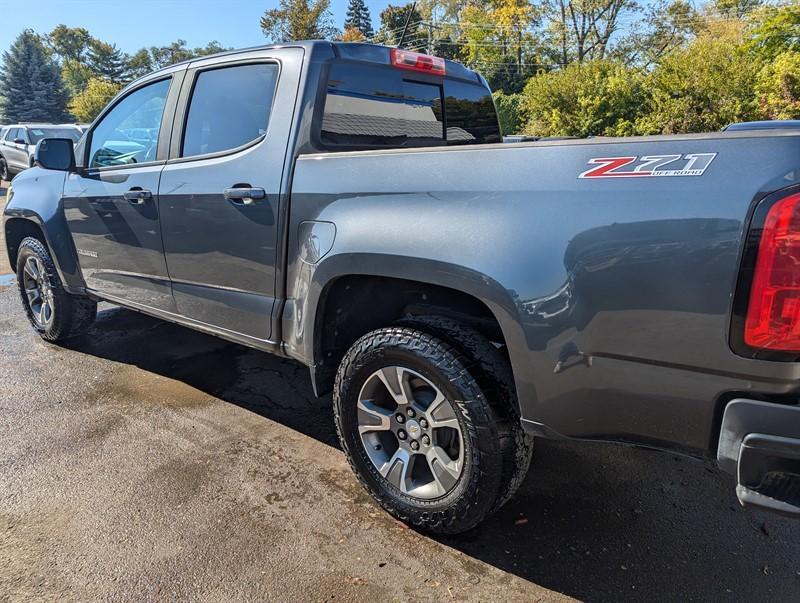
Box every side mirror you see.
[13,137,25,145]
[34,138,76,171]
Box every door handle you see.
[224,186,266,206]
[123,187,152,204]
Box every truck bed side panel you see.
[286,132,800,453]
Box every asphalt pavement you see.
[0,227,799,601]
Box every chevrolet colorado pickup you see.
[5,42,800,533]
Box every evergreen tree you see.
[0,30,70,123]
[86,40,130,84]
[344,0,374,39]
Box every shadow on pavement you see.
[64,305,800,602]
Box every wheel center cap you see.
[405,419,421,440]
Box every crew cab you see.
[4,42,800,532]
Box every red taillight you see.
[390,48,446,76]
[745,192,800,350]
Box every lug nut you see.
[419,418,428,429]
[421,435,430,446]
[395,413,405,424]
[410,440,420,451]
[407,408,416,418]
[398,429,407,440]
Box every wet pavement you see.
[0,282,799,601]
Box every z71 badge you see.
[578,153,717,179]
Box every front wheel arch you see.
[4,217,46,274]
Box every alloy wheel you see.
[357,366,464,499]
[22,256,54,328]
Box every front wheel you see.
[334,327,509,534]
[16,237,97,342]
[0,155,9,181]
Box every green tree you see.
[127,49,154,80]
[126,41,228,81]
[521,60,645,137]
[493,90,525,134]
[755,51,800,120]
[637,30,759,134]
[46,25,93,62]
[459,0,541,94]
[261,0,339,42]
[747,4,800,62]
[69,77,121,122]
[713,0,762,19]
[614,0,701,67]
[0,30,71,123]
[148,40,195,68]
[344,0,374,38]
[543,0,639,64]
[374,4,425,50]
[86,40,130,83]
[61,58,95,97]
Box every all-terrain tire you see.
[397,315,534,511]
[334,326,509,534]
[16,236,96,342]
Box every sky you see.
[0,0,390,55]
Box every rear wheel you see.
[16,237,97,342]
[397,315,534,511]
[0,155,9,181]
[334,326,511,534]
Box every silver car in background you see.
[0,124,83,180]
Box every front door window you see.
[88,78,170,168]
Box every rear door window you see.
[321,63,444,148]
[181,63,279,158]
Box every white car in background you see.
[0,124,83,180]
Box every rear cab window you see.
[320,59,501,150]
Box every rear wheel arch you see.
[310,273,520,400]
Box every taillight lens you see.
[390,48,446,76]
[745,192,800,350]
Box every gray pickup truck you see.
[4,42,800,533]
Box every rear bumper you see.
[718,399,800,517]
